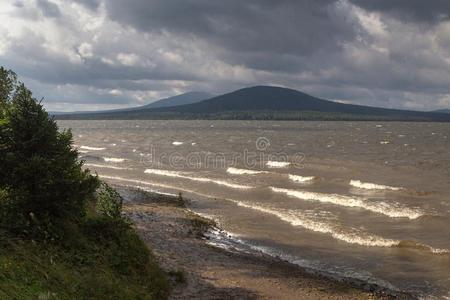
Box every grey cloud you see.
[73,0,100,10]
[36,0,61,18]
[2,0,450,111]
[349,0,450,23]
[104,0,358,57]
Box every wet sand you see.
[119,187,413,300]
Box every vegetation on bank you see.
[0,67,169,299]
[56,110,437,121]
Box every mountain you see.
[51,92,212,115]
[141,92,213,109]
[56,86,450,121]
[433,109,450,114]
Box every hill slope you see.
[433,109,450,114]
[56,86,450,121]
[51,92,212,115]
[142,92,213,109]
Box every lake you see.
[60,120,450,298]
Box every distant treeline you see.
[55,110,437,122]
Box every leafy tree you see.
[0,67,99,236]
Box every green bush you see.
[0,219,170,299]
[96,182,124,219]
[0,67,99,237]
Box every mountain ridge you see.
[56,86,450,122]
[51,91,212,115]
[433,109,450,114]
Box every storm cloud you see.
[0,0,450,111]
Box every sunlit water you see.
[59,120,450,298]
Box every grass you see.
[0,217,170,299]
[187,212,216,238]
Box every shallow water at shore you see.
[60,120,450,298]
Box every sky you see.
[1,0,450,112]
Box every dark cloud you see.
[2,0,450,111]
[36,0,61,18]
[104,0,358,57]
[73,0,100,10]
[349,0,450,23]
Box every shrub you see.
[0,67,99,236]
[96,182,124,219]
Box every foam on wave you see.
[226,167,266,175]
[288,174,316,183]
[84,163,132,170]
[266,161,291,168]
[350,180,402,191]
[97,175,450,255]
[270,187,423,219]
[396,240,450,255]
[103,157,126,163]
[230,200,398,247]
[100,175,178,190]
[228,200,449,254]
[80,146,106,151]
[99,175,219,200]
[144,169,252,190]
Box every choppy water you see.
[60,120,450,298]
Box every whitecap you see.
[227,167,266,175]
[80,146,106,151]
[144,169,252,190]
[84,163,132,170]
[172,141,184,146]
[288,174,316,183]
[350,180,402,191]
[103,157,126,163]
[231,200,398,247]
[266,161,291,168]
[270,187,423,219]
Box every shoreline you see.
[117,185,414,299]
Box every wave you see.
[266,161,291,168]
[270,187,423,219]
[230,200,398,247]
[144,169,252,190]
[103,157,126,163]
[205,230,400,295]
[172,141,184,146]
[121,184,178,197]
[84,163,133,170]
[227,200,449,254]
[396,240,450,255]
[289,174,316,183]
[97,174,450,255]
[80,145,106,151]
[100,175,179,190]
[350,180,402,191]
[226,167,266,175]
[100,175,221,200]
